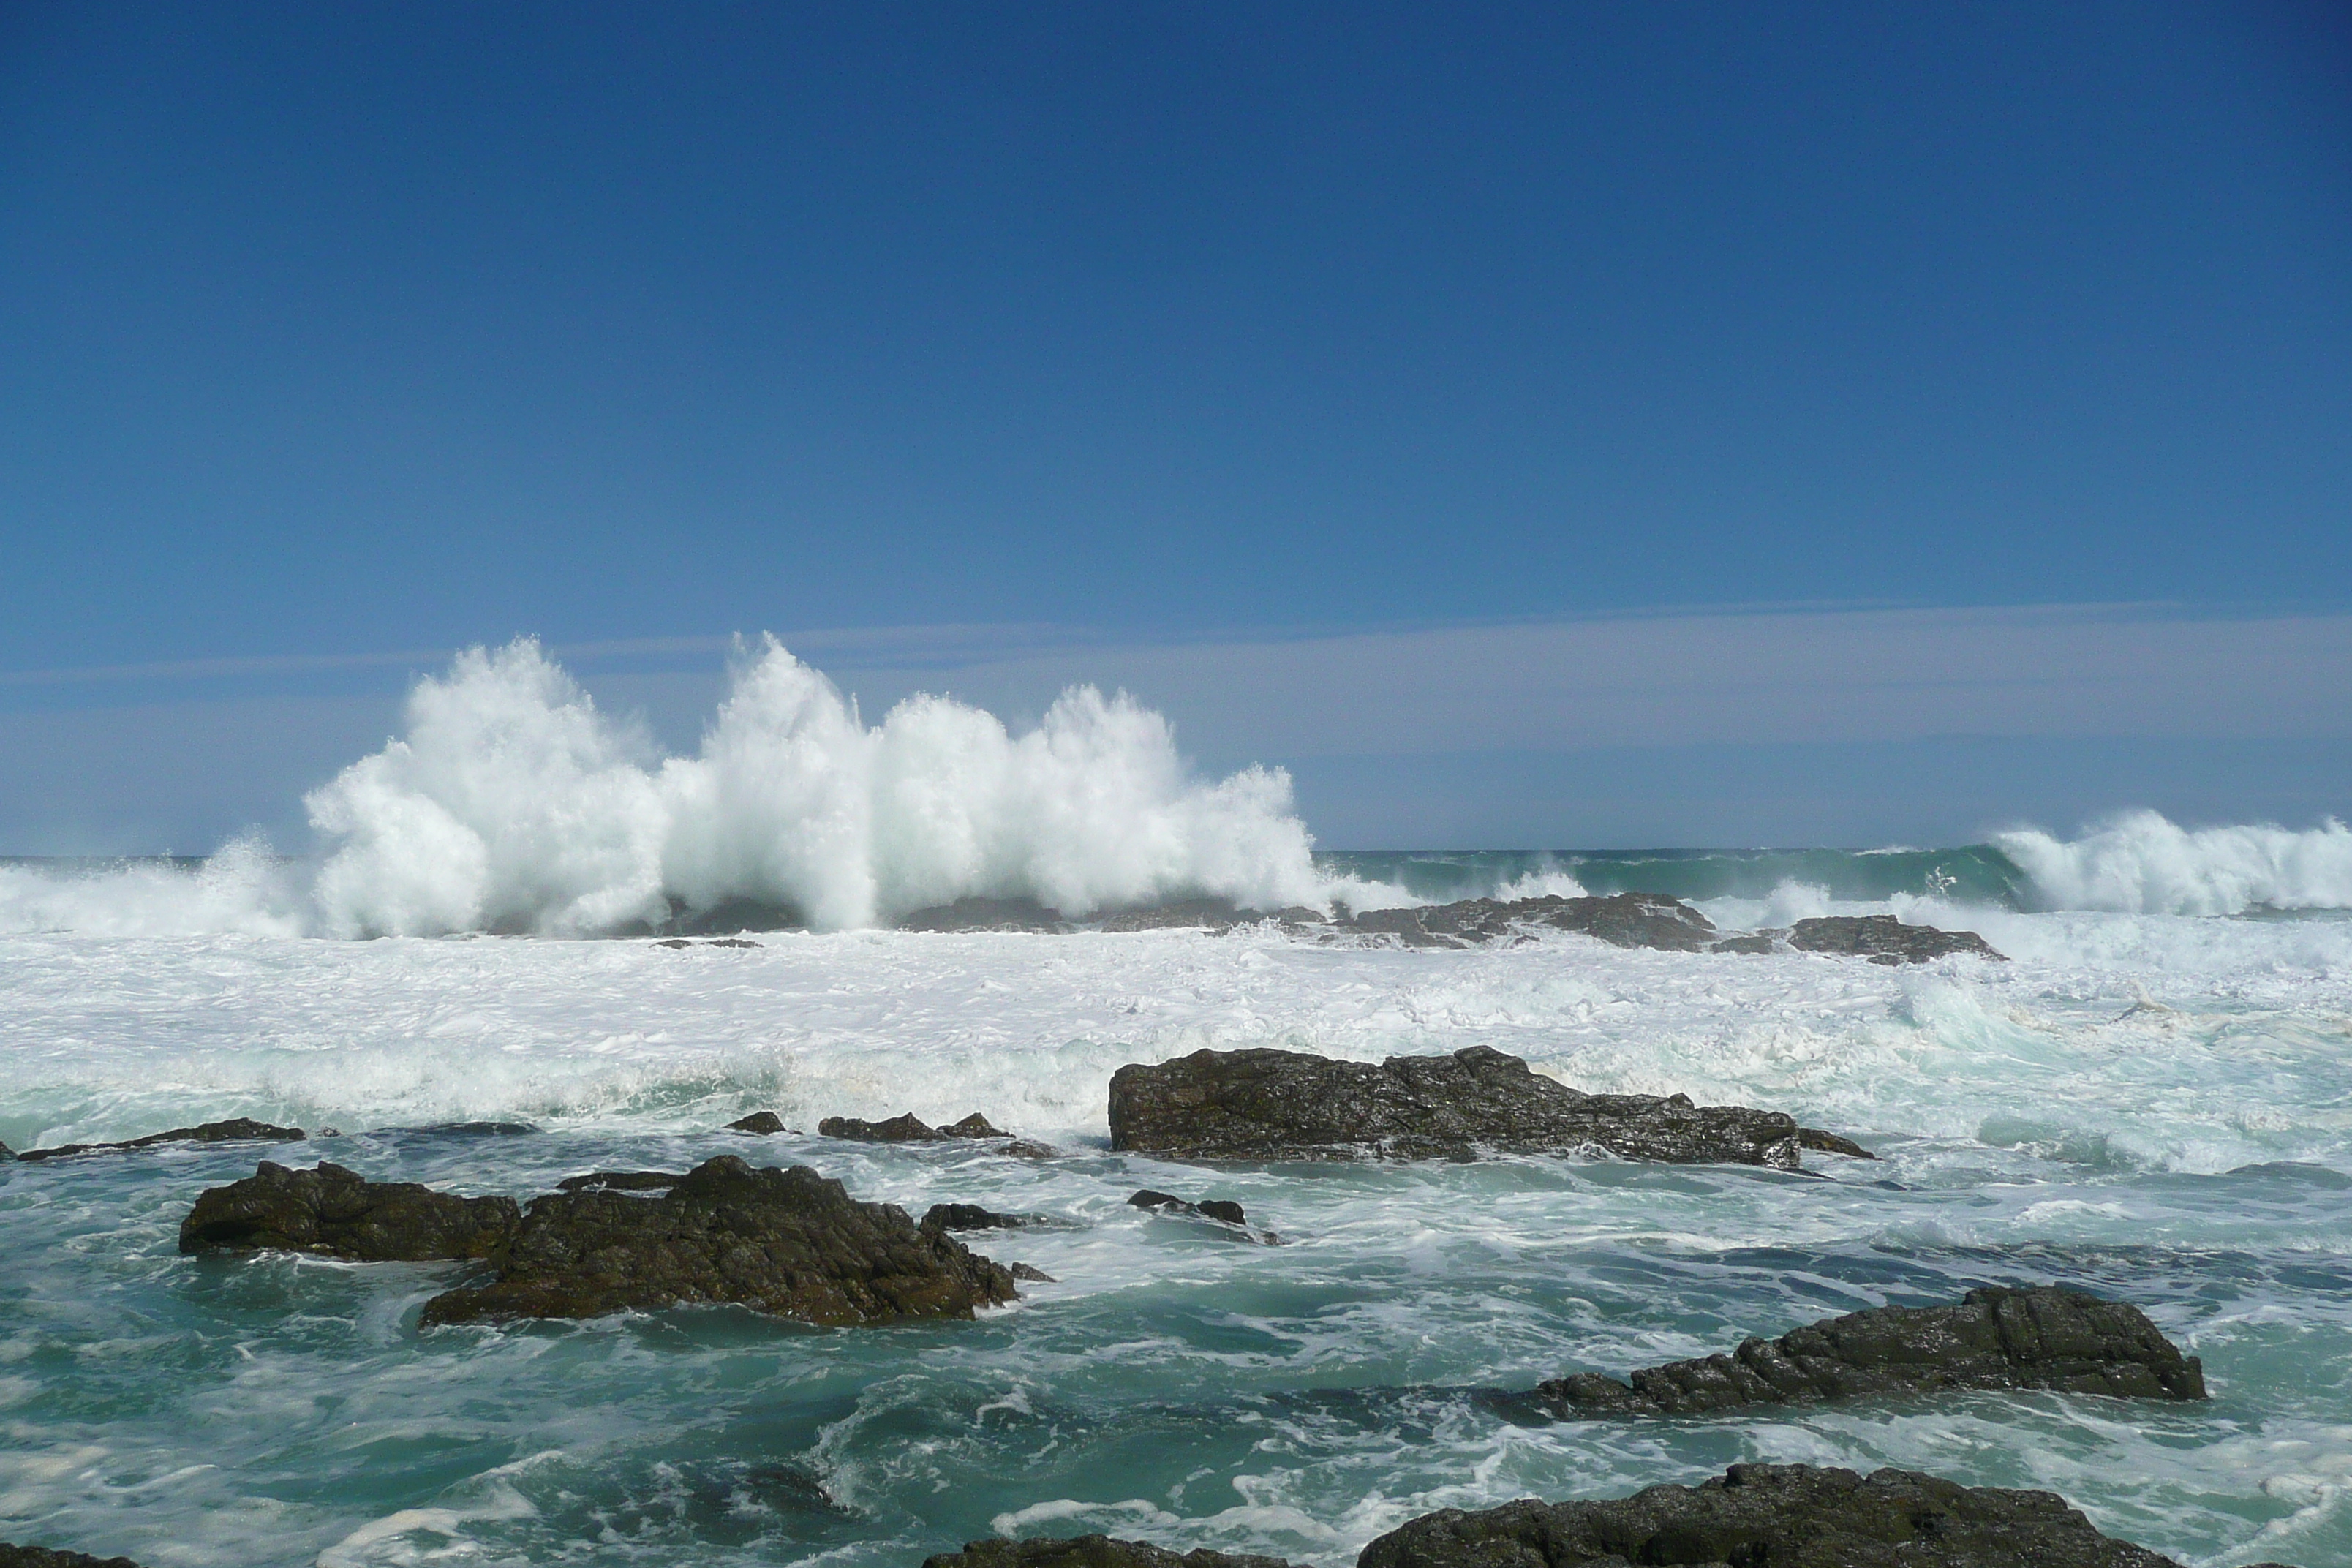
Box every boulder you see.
[1108,1045,1856,1169]
[18,1117,309,1161]
[1787,914,2005,965]
[0,1545,148,1568]
[1357,1463,2195,1568]
[1128,1188,1276,1243]
[922,1538,1290,1568]
[1531,1286,2205,1416]
[922,1202,1033,1232]
[178,1161,519,1261]
[730,1111,792,1134]
[1340,892,1716,951]
[822,1112,948,1142]
[418,1155,1022,1327]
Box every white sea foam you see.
[1999,810,2352,915]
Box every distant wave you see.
[1996,810,2352,915]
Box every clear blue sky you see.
[2,2,2348,850]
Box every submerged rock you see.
[0,1545,149,1568]
[922,1538,1291,1568]
[418,1155,1022,1327]
[1338,892,1716,951]
[1358,1462,2197,1568]
[729,1111,793,1134]
[1109,1045,1858,1169]
[1787,913,2006,964]
[1532,1286,2205,1416]
[179,1161,519,1261]
[1128,1188,1277,1243]
[19,1117,309,1162]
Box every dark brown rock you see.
[556,1169,686,1193]
[1531,1286,2205,1417]
[1127,1189,1278,1243]
[1341,892,1716,951]
[418,1155,1022,1327]
[821,1112,946,1142]
[899,897,1071,932]
[730,1111,791,1134]
[1787,913,2006,965]
[19,1117,308,1161]
[0,1139,13,1161]
[1711,933,1778,954]
[0,1544,149,1568]
[1357,1463,2191,1568]
[941,1112,1008,1138]
[1798,1126,1874,1158]
[1108,1045,1816,1169]
[178,1161,518,1261]
[1095,898,1259,932]
[922,1537,1291,1568]
[921,1202,1032,1231]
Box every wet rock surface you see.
[922,1537,1291,1568]
[1128,1188,1278,1242]
[18,1117,309,1161]
[1109,1045,1851,1169]
[418,1155,1023,1327]
[821,1110,1054,1157]
[0,1545,148,1568]
[180,1161,520,1261]
[1532,1286,2206,1416]
[1787,913,2006,964]
[921,1202,1033,1231]
[1336,892,1716,951]
[555,1169,686,1193]
[1357,1462,2198,1568]
[729,1111,792,1134]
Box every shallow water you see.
[4,907,2350,1568]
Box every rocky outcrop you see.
[18,1117,309,1161]
[1531,1286,2204,1416]
[729,1112,792,1134]
[1128,1188,1278,1243]
[821,1111,1053,1157]
[178,1161,519,1261]
[418,1155,1022,1327]
[1338,892,1716,951]
[0,1545,149,1568]
[899,897,1071,932]
[922,1537,1290,1568]
[1108,1046,1861,1169]
[1357,1463,2199,1568]
[1787,914,2006,964]
[922,1202,1032,1231]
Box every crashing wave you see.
[1997,810,2352,915]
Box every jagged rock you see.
[381,1121,538,1137]
[418,1155,1022,1327]
[822,1112,949,1142]
[730,1111,791,1134]
[1787,913,2006,965]
[0,1545,149,1568]
[942,1112,1007,1138]
[1341,892,1717,951]
[19,1117,309,1162]
[0,1139,13,1161]
[556,1170,686,1193]
[1128,1189,1250,1226]
[1798,1127,1874,1158]
[1711,933,1777,954]
[1358,1462,2198,1568]
[179,1161,518,1261]
[922,1202,1032,1231]
[1532,1286,2205,1416]
[1011,1262,1056,1283]
[899,897,1071,932]
[1109,1046,1852,1169]
[922,1537,1291,1568]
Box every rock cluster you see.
[178,1161,518,1261]
[1109,1045,1859,1169]
[1128,1188,1278,1243]
[17,1117,309,1162]
[416,1155,1022,1327]
[1339,892,1719,951]
[821,1111,1053,1157]
[1532,1286,2206,1415]
[1357,1462,2201,1568]
[1787,914,2007,964]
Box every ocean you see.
[4,641,2349,1568]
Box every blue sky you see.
[2,2,2347,851]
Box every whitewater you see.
[4,641,2351,1568]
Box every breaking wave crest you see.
[307,637,1335,936]
[1997,810,2352,915]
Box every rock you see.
[1128,1189,1277,1243]
[1787,913,2006,965]
[19,1117,309,1162]
[1711,933,1777,954]
[179,1161,519,1261]
[1531,1286,2206,1416]
[1357,1462,2195,1568]
[556,1170,686,1192]
[1109,1046,1824,1169]
[921,1537,1292,1568]
[1096,898,1253,932]
[381,1121,538,1137]
[899,897,1071,932]
[0,1139,13,1161]
[922,1202,1032,1231]
[1798,1126,1874,1158]
[708,937,761,948]
[1341,892,1716,951]
[821,1112,948,1142]
[0,1545,149,1568]
[1011,1262,1056,1283]
[942,1112,1007,1137]
[730,1111,792,1134]
[418,1155,1023,1327]
[654,938,694,948]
